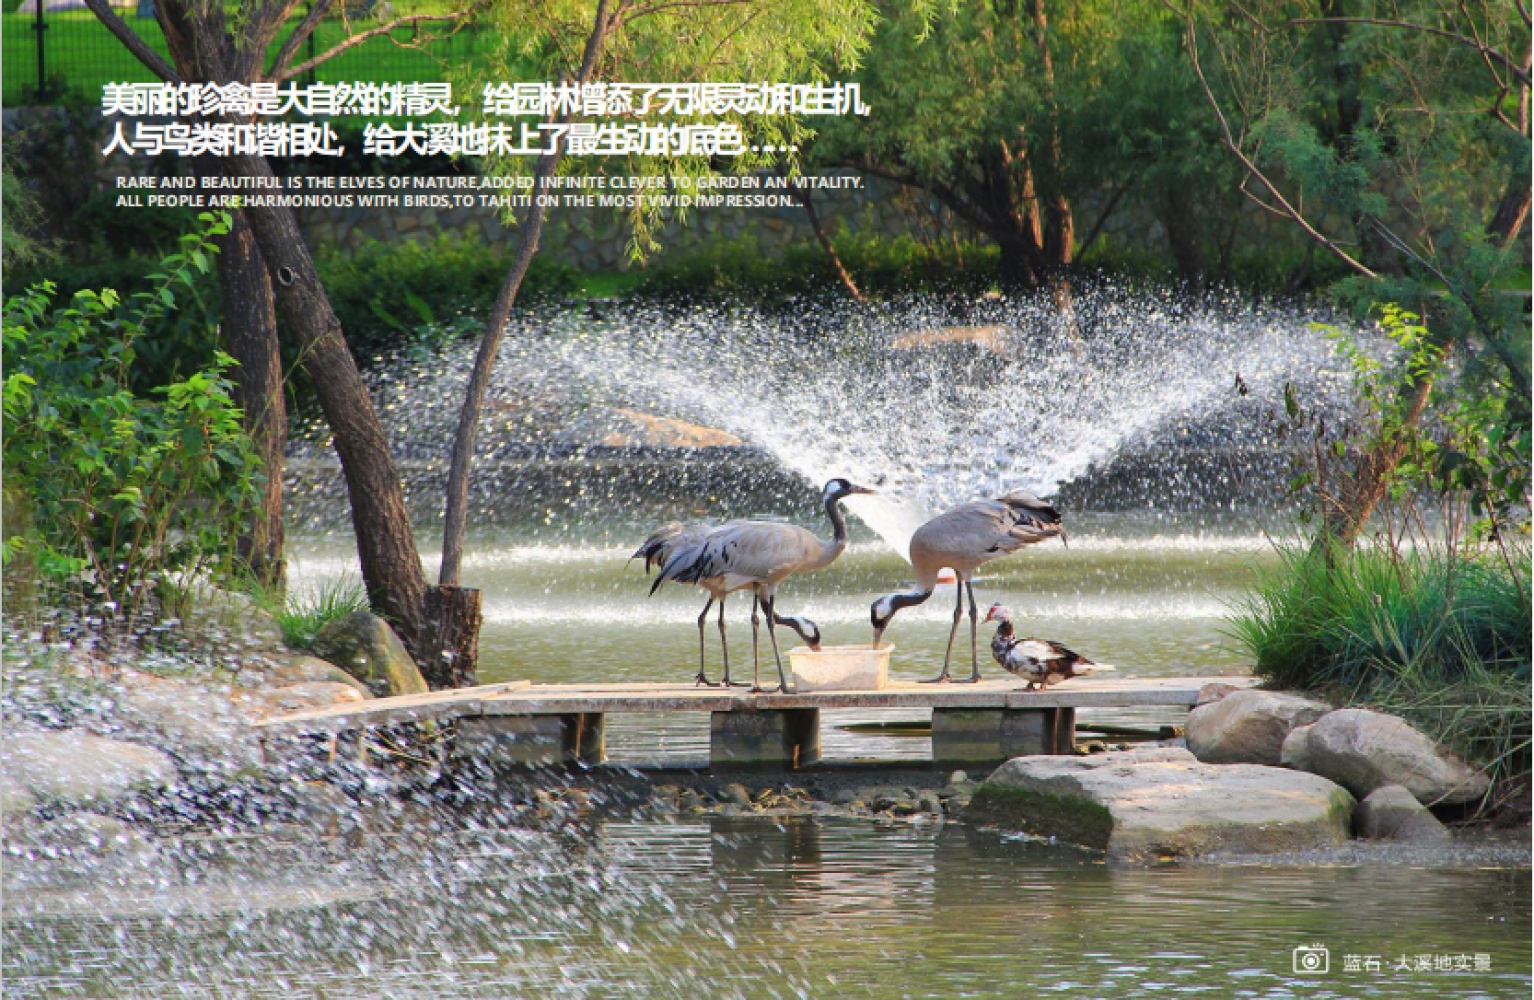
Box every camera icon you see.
[1293,944,1330,974]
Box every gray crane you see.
[633,522,821,688]
[643,477,875,692]
[870,490,1064,683]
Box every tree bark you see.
[419,585,482,689]
[789,177,863,302]
[223,153,429,651]
[1161,189,1205,295]
[216,208,287,592]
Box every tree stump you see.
[419,585,483,689]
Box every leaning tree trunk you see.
[428,0,613,684]
[223,153,429,652]
[214,207,287,593]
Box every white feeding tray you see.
[788,643,892,692]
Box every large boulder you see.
[104,674,264,779]
[311,612,428,698]
[1354,784,1452,842]
[968,747,1355,861]
[268,654,374,699]
[4,729,177,809]
[1302,709,1490,806]
[1280,723,1316,771]
[1185,689,1331,765]
[234,682,369,721]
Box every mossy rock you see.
[972,747,1355,862]
[311,611,428,698]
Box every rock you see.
[235,682,369,720]
[947,770,969,785]
[312,612,428,698]
[105,675,264,779]
[182,588,288,653]
[1354,784,1452,842]
[26,811,158,862]
[1185,689,1332,765]
[269,655,374,698]
[1280,724,1315,771]
[1194,681,1243,707]
[1303,709,1491,805]
[969,747,1355,861]
[1,771,39,821]
[722,783,754,808]
[4,729,177,808]
[918,791,944,815]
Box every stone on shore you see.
[106,674,265,779]
[270,654,375,698]
[969,747,1355,861]
[1185,689,1331,765]
[234,682,370,720]
[1354,784,1453,842]
[4,729,177,809]
[1280,723,1316,772]
[1302,709,1490,806]
[312,612,429,698]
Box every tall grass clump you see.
[254,577,369,652]
[1230,537,1531,805]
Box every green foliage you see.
[315,232,579,356]
[2,213,261,624]
[461,0,876,257]
[625,229,997,302]
[253,576,369,651]
[1,165,51,271]
[1228,538,1531,796]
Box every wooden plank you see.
[255,675,1254,736]
[251,680,533,735]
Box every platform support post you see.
[931,707,1075,766]
[454,713,606,767]
[710,709,820,769]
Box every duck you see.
[984,604,1114,690]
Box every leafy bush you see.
[2,212,260,626]
[316,232,580,357]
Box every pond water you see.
[6,814,1529,999]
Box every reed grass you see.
[254,577,369,652]
[1228,536,1531,802]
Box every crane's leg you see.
[694,598,719,686]
[921,582,966,683]
[715,597,738,687]
[749,595,763,692]
[955,581,982,683]
[760,592,790,694]
[721,596,749,687]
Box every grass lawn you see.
[3,10,498,106]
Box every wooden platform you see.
[254,675,1255,770]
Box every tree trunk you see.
[1317,336,1454,552]
[790,178,863,302]
[215,208,287,593]
[997,235,1043,289]
[418,585,482,689]
[222,153,429,651]
[1161,190,1205,295]
[438,0,611,592]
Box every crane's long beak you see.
[852,484,877,495]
